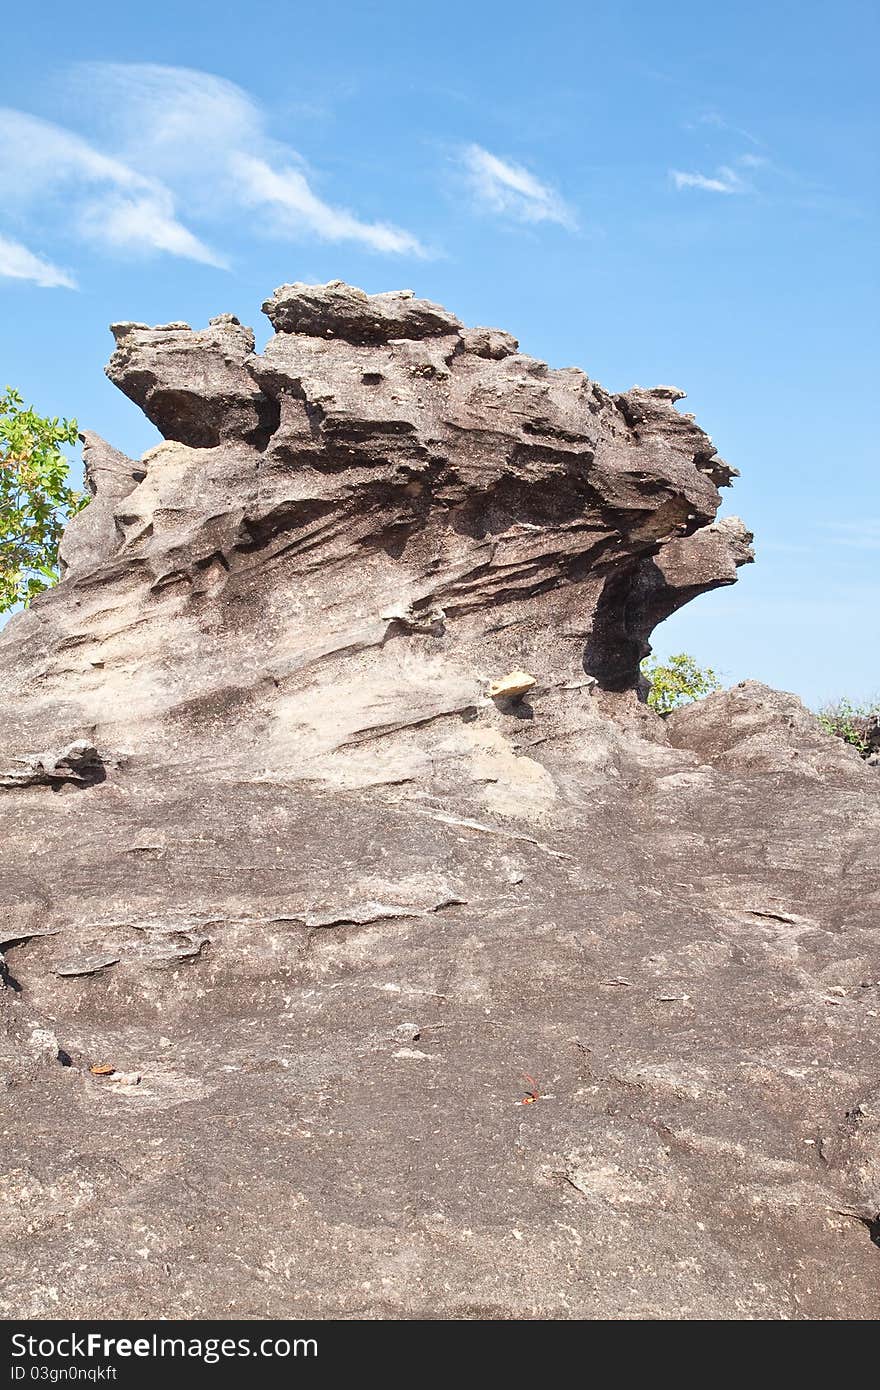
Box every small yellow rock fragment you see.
[487,669,537,700]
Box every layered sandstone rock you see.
[0,285,876,1321]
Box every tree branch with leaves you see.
[641,651,721,715]
[0,387,85,614]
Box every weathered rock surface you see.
[0,739,103,789]
[666,681,872,779]
[0,283,877,1320]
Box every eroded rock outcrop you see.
[7,281,753,786]
[0,739,103,789]
[667,681,872,779]
[0,284,877,1321]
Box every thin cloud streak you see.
[0,234,76,289]
[670,150,772,196]
[231,155,427,256]
[692,112,764,148]
[461,144,577,229]
[671,164,749,194]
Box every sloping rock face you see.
[1,284,877,1321]
[666,681,874,778]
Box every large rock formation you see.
[0,284,877,1320]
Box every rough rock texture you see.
[666,681,872,779]
[0,283,877,1321]
[0,739,103,789]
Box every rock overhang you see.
[102,281,752,649]
[0,282,756,775]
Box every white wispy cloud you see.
[80,190,226,266]
[0,107,224,268]
[671,164,749,195]
[76,63,427,257]
[460,144,577,229]
[231,155,426,255]
[671,149,771,197]
[0,63,429,288]
[0,235,76,289]
[689,112,764,148]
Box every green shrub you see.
[0,387,85,613]
[641,652,721,715]
[817,698,879,755]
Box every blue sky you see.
[1,0,877,706]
